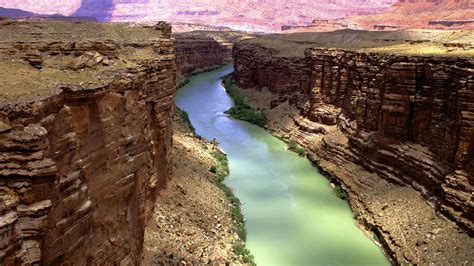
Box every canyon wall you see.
[233,38,474,264]
[305,49,473,230]
[174,31,252,80]
[350,0,474,30]
[234,41,473,233]
[0,0,396,31]
[174,33,232,76]
[0,21,176,264]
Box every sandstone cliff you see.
[0,20,176,264]
[350,0,474,30]
[233,32,474,264]
[174,31,253,82]
[0,0,395,32]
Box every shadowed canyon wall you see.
[0,21,175,264]
[174,31,253,81]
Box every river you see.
[175,65,389,266]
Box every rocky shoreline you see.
[143,110,250,264]
[234,80,474,265]
[231,33,474,263]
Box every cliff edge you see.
[0,20,176,264]
[233,30,474,264]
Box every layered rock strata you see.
[174,31,252,81]
[143,112,243,264]
[0,20,176,264]
[233,37,474,264]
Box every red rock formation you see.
[174,31,253,83]
[350,0,474,29]
[233,36,474,263]
[0,0,395,31]
[305,49,473,229]
[175,32,233,76]
[0,20,176,264]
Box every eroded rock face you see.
[174,31,253,80]
[175,34,232,76]
[0,0,395,31]
[0,21,176,264]
[233,39,474,264]
[304,49,473,231]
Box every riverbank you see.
[228,76,474,264]
[142,109,252,264]
[177,65,390,265]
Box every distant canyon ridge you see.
[1,0,393,31]
[0,0,472,31]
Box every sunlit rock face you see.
[0,0,396,31]
[351,0,474,30]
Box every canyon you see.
[0,19,252,265]
[0,0,395,32]
[232,30,474,264]
[350,0,474,30]
[174,31,252,83]
[281,0,474,32]
[1,0,473,33]
[0,3,473,264]
[0,20,176,264]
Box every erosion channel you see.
[176,65,389,265]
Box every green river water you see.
[176,65,389,266]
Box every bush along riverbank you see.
[209,148,255,265]
[176,70,255,264]
[221,74,267,128]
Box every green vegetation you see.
[209,165,217,174]
[177,67,255,264]
[209,149,254,264]
[288,139,306,157]
[177,77,190,89]
[222,75,267,128]
[334,185,348,200]
[176,107,196,135]
[233,242,255,265]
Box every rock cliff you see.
[0,0,395,32]
[233,32,474,264]
[174,31,253,81]
[350,0,474,30]
[0,20,176,264]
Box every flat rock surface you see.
[0,19,171,103]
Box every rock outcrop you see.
[174,31,252,82]
[349,0,474,30]
[304,49,474,231]
[233,34,474,264]
[0,0,395,32]
[0,20,176,264]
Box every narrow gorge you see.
[0,12,472,265]
[232,30,474,264]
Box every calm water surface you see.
[176,65,389,266]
